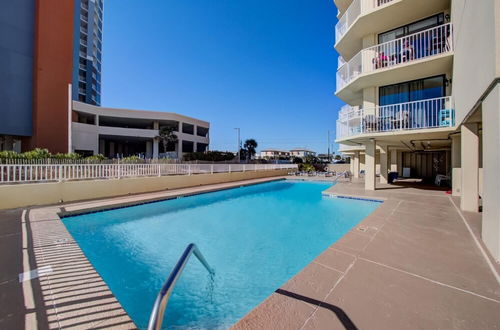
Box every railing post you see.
[188,164,191,175]
[157,164,161,177]
[58,165,63,182]
[243,164,246,172]
[211,164,214,174]
[228,165,231,173]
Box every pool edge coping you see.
[25,175,313,329]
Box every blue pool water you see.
[62,180,380,329]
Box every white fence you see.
[0,163,297,184]
[337,24,453,91]
[336,97,455,140]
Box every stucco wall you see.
[451,0,499,124]
[0,170,288,210]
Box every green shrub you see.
[21,148,52,159]
[299,163,315,172]
[121,155,142,163]
[183,151,235,162]
[85,154,107,162]
[53,152,82,160]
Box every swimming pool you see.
[62,180,380,329]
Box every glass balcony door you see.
[378,76,446,130]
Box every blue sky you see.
[101,0,343,154]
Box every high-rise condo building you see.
[0,1,209,157]
[333,0,500,261]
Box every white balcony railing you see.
[336,96,455,140]
[335,0,396,42]
[336,24,453,92]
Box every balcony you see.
[335,0,451,60]
[336,96,455,141]
[336,0,395,45]
[336,24,453,102]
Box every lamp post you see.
[327,130,331,163]
[234,128,241,163]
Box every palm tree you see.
[157,126,178,155]
[243,139,258,161]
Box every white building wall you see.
[451,0,499,124]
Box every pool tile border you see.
[22,176,294,329]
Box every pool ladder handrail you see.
[147,243,215,330]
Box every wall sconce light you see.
[445,14,451,22]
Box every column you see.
[460,123,479,212]
[99,139,105,155]
[379,144,388,184]
[353,151,360,178]
[153,139,159,158]
[481,85,500,261]
[177,140,183,159]
[390,149,398,173]
[451,134,461,196]
[109,142,115,158]
[146,140,153,159]
[365,139,376,190]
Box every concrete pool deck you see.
[0,176,284,329]
[234,178,500,329]
[1,176,499,329]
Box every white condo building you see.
[334,0,500,261]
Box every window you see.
[182,141,194,153]
[182,123,194,135]
[196,126,209,137]
[379,75,445,106]
[378,13,445,44]
[197,143,208,152]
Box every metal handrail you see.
[147,243,215,330]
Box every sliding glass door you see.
[378,76,446,130]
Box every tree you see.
[158,126,178,155]
[242,139,258,161]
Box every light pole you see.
[327,130,331,163]
[234,128,241,163]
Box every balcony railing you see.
[335,0,396,42]
[336,96,455,140]
[336,24,453,91]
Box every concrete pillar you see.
[146,140,153,158]
[153,121,159,130]
[451,134,461,196]
[109,142,115,158]
[353,151,360,178]
[379,145,388,184]
[153,139,159,158]
[362,87,377,115]
[460,123,479,212]
[177,140,183,159]
[390,149,398,173]
[481,85,500,261]
[365,140,376,190]
[99,139,105,155]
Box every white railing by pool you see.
[335,0,396,42]
[0,163,297,184]
[336,24,453,91]
[336,96,455,140]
